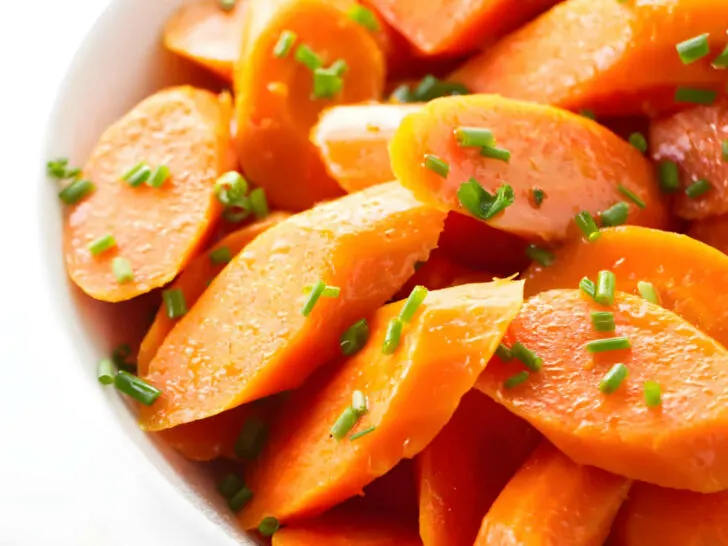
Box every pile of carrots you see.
[51,0,728,544]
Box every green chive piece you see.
[215,171,248,206]
[88,234,117,256]
[330,59,348,77]
[294,44,323,70]
[599,363,629,394]
[676,33,710,64]
[399,285,428,323]
[457,178,515,221]
[685,178,712,198]
[586,336,632,353]
[228,487,253,512]
[331,406,359,440]
[580,109,596,120]
[340,319,370,356]
[210,246,232,265]
[217,474,245,500]
[47,157,70,179]
[531,188,546,208]
[628,132,648,154]
[496,342,513,362]
[350,426,376,441]
[222,198,251,223]
[390,84,413,103]
[382,318,404,354]
[258,517,280,537]
[637,280,660,305]
[218,0,236,11]
[591,311,615,332]
[575,211,601,242]
[595,270,616,306]
[352,390,368,415]
[273,30,297,58]
[722,140,728,162]
[675,87,717,105]
[657,160,680,193]
[162,288,188,319]
[504,371,530,389]
[525,244,555,267]
[454,126,496,148]
[348,5,379,31]
[412,74,469,102]
[112,343,133,368]
[322,286,341,298]
[511,342,543,372]
[600,202,629,227]
[112,257,134,284]
[301,280,326,316]
[713,45,728,68]
[97,358,116,385]
[644,381,662,407]
[480,145,511,163]
[146,165,170,188]
[122,162,151,187]
[313,66,345,100]
[59,178,95,204]
[618,185,646,209]
[424,154,450,177]
[234,417,267,459]
[114,370,161,405]
[580,277,596,299]
[249,187,269,219]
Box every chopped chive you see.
[390,84,413,103]
[713,45,728,68]
[644,381,662,407]
[234,417,267,459]
[217,474,245,500]
[525,244,555,267]
[348,5,379,31]
[294,44,323,70]
[675,87,717,105]
[586,336,632,353]
[591,311,615,332]
[382,318,404,354]
[424,154,449,178]
[122,162,151,187]
[580,109,596,120]
[685,178,711,198]
[88,234,117,256]
[228,486,253,512]
[214,171,248,206]
[595,270,616,306]
[114,370,161,405]
[340,319,370,356]
[531,187,546,207]
[59,178,95,204]
[600,202,629,227]
[676,33,710,64]
[162,289,188,319]
[313,65,345,100]
[222,198,251,223]
[330,406,359,440]
[112,343,133,368]
[637,280,660,305]
[504,371,530,389]
[618,185,646,209]
[457,178,515,220]
[97,358,116,385]
[147,165,170,188]
[454,126,496,148]
[628,132,648,154]
[657,160,680,193]
[511,342,543,372]
[273,30,297,58]
[218,0,236,11]
[399,285,428,323]
[599,363,629,394]
[352,390,368,415]
[350,426,376,440]
[249,187,269,219]
[575,211,601,242]
[412,74,469,102]
[496,342,513,362]
[722,140,728,161]
[47,157,70,179]
[301,280,326,316]
[480,145,511,163]
[258,517,280,537]
[329,59,348,77]
[321,286,341,298]
[210,246,232,265]
[580,276,596,299]
[112,257,134,284]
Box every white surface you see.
[0,2,246,545]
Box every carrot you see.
[417,389,540,546]
[137,212,289,375]
[451,0,728,116]
[139,183,446,431]
[474,442,630,546]
[610,482,728,546]
[311,103,421,194]
[164,0,247,80]
[237,280,524,527]
[346,460,419,525]
[689,215,728,255]
[523,226,728,347]
[389,94,668,242]
[650,99,728,220]
[477,288,728,492]
[63,87,234,303]
[234,0,385,211]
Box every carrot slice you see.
[610,482,728,546]
[346,460,419,525]
[137,212,289,375]
[389,94,668,242]
[689,215,728,255]
[650,99,728,220]
[477,289,728,492]
[524,226,728,347]
[139,183,445,431]
[474,442,630,546]
[417,390,540,546]
[451,0,728,116]
[234,0,385,211]
[311,103,421,194]
[237,280,524,527]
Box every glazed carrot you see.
[346,460,419,525]
[451,0,728,116]
[689,215,728,255]
[234,0,385,211]
[417,390,540,546]
[610,482,728,546]
[650,99,728,220]
[137,212,289,375]
[524,226,728,347]
[64,87,234,303]
[139,183,445,431]
[311,103,421,193]
[238,280,524,527]
[477,289,728,492]
[474,442,630,546]
[389,94,668,242]
[164,0,247,80]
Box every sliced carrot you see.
[137,212,289,375]
[346,460,419,526]
[417,389,540,546]
[311,103,421,193]
[451,0,728,116]
[524,226,728,347]
[474,442,630,546]
[234,0,385,211]
[64,87,234,303]
[689,215,728,255]
[650,99,728,220]
[477,289,728,492]
[237,280,524,527]
[139,183,445,431]
[389,94,668,242]
[610,482,728,546]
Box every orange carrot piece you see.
[650,99,728,220]
[610,482,728,546]
[237,280,524,527]
[311,103,421,193]
[524,226,728,347]
[63,86,234,303]
[137,212,289,375]
[689,215,728,255]
[389,94,668,242]
[234,0,385,211]
[417,390,540,546]
[139,183,445,431]
[477,289,728,492]
[164,0,247,80]
[474,442,630,546]
[346,460,419,525]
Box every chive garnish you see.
[162,288,188,319]
[399,286,428,323]
[352,390,368,416]
[112,343,133,368]
[525,244,555,267]
[382,318,404,354]
[685,178,711,198]
[273,30,297,58]
[580,277,596,299]
[511,342,543,372]
[657,160,680,193]
[222,199,251,223]
[348,5,379,31]
[423,154,450,178]
[97,358,116,385]
[480,145,511,163]
[47,157,71,179]
[340,319,369,355]
[249,187,269,219]
[215,171,248,206]
[600,202,629,227]
[580,109,596,120]
[228,486,253,512]
[147,165,170,188]
[590,311,615,332]
[586,336,632,353]
[412,75,469,102]
[59,178,95,204]
[294,44,323,70]
[301,280,339,316]
[454,126,496,148]
[722,140,728,162]
[599,363,628,394]
[112,257,134,284]
[114,370,161,405]
[675,87,717,105]
[676,33,710,64]
[350,426,376,440]
[217,474,245,500]
[330,406,359,440]
[644,381,662,407]
[628,132,648,154]
[258,517,280,537]
[504,371,530,389]
[313,65,345,100]
[122,162,151,187]
[595,270,616,306]
[234,417,267,459]
[390,84,413,103]
[618,185,646,209]
[457,178,515,221]
[713,45,728,68]
[88,234,117,256]
[575,211,601,242]
[210,246,232,265]
[218,0,236,11]
[496,342,513,361]
[531,187,546,207]
[637,281,660,305]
